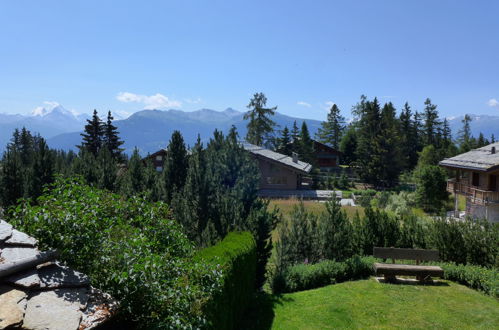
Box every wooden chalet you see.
[144,148,168,172]
[242,142,312,190]
[439,142,499,222]
[312,140,342,171]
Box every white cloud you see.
[297,101,312,108]
[116,92,182,109]
[185,97,202,104]
[488,98,499,107]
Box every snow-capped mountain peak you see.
[31,103,79,119]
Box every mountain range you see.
[1,106,499,155]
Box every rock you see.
[0,247,39,264]
[0,220,13,242]
[0,285,27,329]
[38,262,90,289]
[5,268,40,288]
[23,289,89,330]
[5,229,37,247]
[80,288,118,330]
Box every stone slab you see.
[0,285,27,329]
[0,247,39,264]
[23,289,89,330]
[5,229,37,247]
[38,262,90,289]
[5,268,40,288]
[0,220,13,242]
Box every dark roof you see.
[242,142,312,174]
[312,139,342,154]
[439,142,499,172]
[0,220,117,330]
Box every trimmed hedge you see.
[273,256,376,293]
[195,231,257,330]
[433,262,499,298]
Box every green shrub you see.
[8,176,220,329]
[433,262,499,298]
[272,256,375,293]
[195,232,257,330]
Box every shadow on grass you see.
[238,292,294,330]
[376,277,450,286]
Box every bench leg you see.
[416,275,433,283]
[384,274,396,283]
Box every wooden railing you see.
[447,179,499,206]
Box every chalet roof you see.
[311,139,342,154]
[0,220,117,330]
[439,142,499,172]
[242,142,313,174]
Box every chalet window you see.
[156,155,163,161]
[156,166,163,172]
[472,172,480,187]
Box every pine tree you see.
[244,92,277,146]
[477,132,487,148]
[377,102,403,187]
[355,98,384,185]
[316,103,345,149]
[399,102,419,169]
[79,109,104,156]
[291,120,301,154]
[162,130,188,202]
[458,114,473,152]
[423,98,440,146]
[276,126,292,155]
[103,111,124,160]
[491,134,496,143]
[299,121,315,164]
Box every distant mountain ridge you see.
[1,107,499,155]
[46,108,323,155]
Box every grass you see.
[268,199,365,221]
[242,279,499,329]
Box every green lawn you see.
[242,279,499,329]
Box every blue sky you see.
[1,0,498,120]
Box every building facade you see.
[312,140,342,171]
[439,143,499,223]
[242,142,312,190]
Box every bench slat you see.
[373,247,440,261]
[373,263,444,277]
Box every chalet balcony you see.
[447,179,499,206]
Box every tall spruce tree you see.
[316,103,345,149]
[458,114,473,152]
[299,121,315,164]
[291,120,301,154]
[244,92,277,147]
[162,130,188,202]
[103,111,124,160]
[276,126,292,156]
[376,102,403,187]
[423,98,440,147]
[399,102,419,170]
[79,109,104,156]
[355,98,384,185]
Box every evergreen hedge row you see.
[433,262,499,298]
[195,231,257,330]
[272,256,376,294]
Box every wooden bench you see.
[373,247,444,283]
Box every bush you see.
[272,256,375,293]
[432,262,499,298]
[195,232,257,330]
[8,177,220,329]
